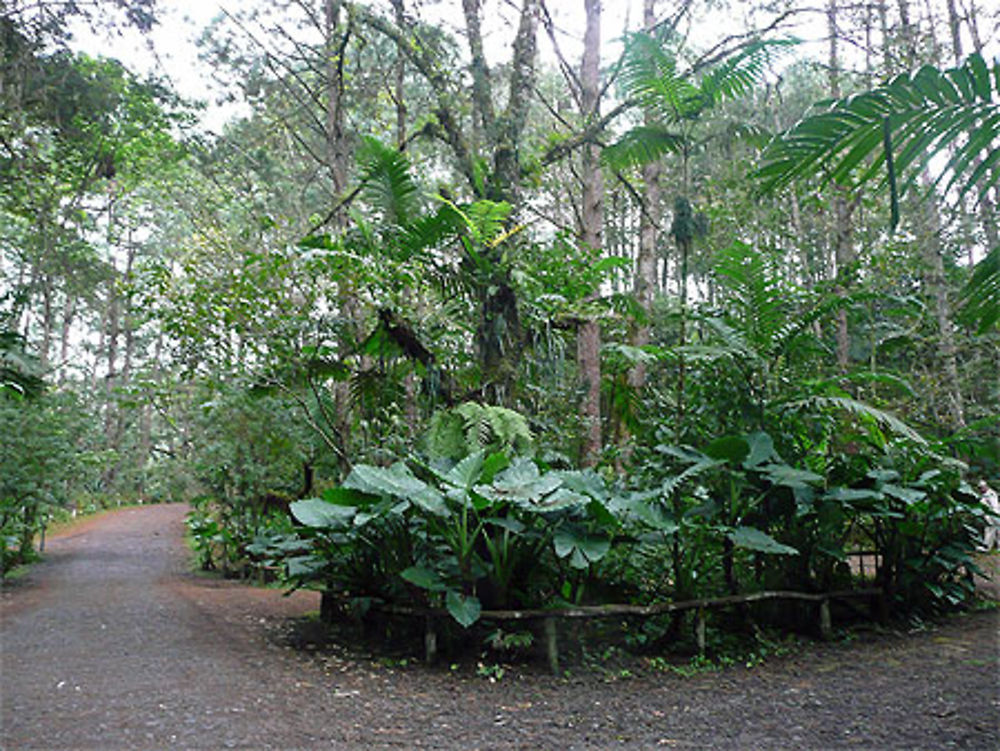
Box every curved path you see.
[2,504,998,750]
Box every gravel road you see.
[2,504,997,750]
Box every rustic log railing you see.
[356,587,885,673]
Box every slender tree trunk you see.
[628,0,661,394]
[324,0,357,472]
[890,0,966,428]
[828,0,856,372]
[325,0,349,205]
[102,259,120,489]
[577,0,602,467]
[38,278,53,371]
[390,0,408,148]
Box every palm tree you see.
[603,28,794,437]
[756,54,1000,332]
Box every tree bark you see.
[828,0,856,373]
[893,0,966,429]
[577,0,602,467]
[628,0,661,394]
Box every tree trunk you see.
[888,0,966,429]
[828,0,856,373]
[102,258,120,490]
[38,277,53,371]
[577,0,602,467]
[324,0,349,206]
[58,294,75,383]
[628,0,661,394]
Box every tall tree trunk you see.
[325,0,356,472]
[390,0,408,148]
[102,259,120,490]
[628,0,661,394]
[577,0,602,467]
[325,0,349,206]
[828,0,856,372]
[922,215,966,428]
[38,278,53,371]
[892,0,966,428]
[58,294,75,384]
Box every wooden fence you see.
[364,587,885,673]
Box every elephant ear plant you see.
[262,450,621,628]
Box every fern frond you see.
[357,136,420,226]
[601,126,687,170]
[781,395,927,446]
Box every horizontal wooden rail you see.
[374,587,883,622]
[340,587,884,673]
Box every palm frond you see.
[712,241,796,354]
[959,244,1000,333]
[601,126,686,170]
[619,30,699,120]
[696,38,798,110]
[782,395,927,446]
[757,54,1000,331]
[357,136,420,227]
[756,54,1000,208]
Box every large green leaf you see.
[705,435,750,463]
[475,458,563,505]
[286,555,325,578]
[553,526,612,569]
[344,462,445,514]
[400,565,446,592]
[446,590,481,628]
[442,450,486,488]
[744,431,779,468]
[322,486,376,507]
[290,498,356,529]
[728,526,798,555]
[625,496,679,533]
[761,463,824,489]
[881,484,927,505]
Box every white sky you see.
[64,0,834,133]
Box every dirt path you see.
[2,504,998,750]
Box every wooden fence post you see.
[424,615,438,664]
[695,608,706,655]
[819,598,832,640]
[544,617,559,675]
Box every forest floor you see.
[1,504,998,750]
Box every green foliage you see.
[0,392,94,573]
[756,54,999,206]
[0,332,45,400]
[756,53,1000,331]
[604,33,796,170]
[258,451,622,627]
[425,402,533,461]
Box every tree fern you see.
[604,34,795,171]
[426,402,533,461]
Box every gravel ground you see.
[1,503,998,750]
